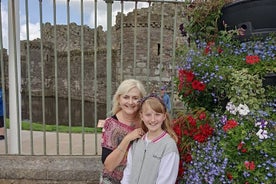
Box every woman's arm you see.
[103,128,144,172]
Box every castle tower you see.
[113,3,184,89]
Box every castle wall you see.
[42,23,107,52]
[20,41,117,104]
[113,3,182,89]
[114,25,174,81]
[4,2,187,112]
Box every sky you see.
[1,0,149,50]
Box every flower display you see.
[173,32,276,183]
[173,108,215,179]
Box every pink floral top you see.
[101,116,135,184]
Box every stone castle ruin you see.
[3,3,186,122]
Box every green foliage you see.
[226,68,266,111]
[183,0,233,41]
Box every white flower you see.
[255,120,268,129]
[226,102,237,115]
[237,104,250,116]
[256,129,268,139]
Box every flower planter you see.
[219,0,276,39]
[263,73,276,86]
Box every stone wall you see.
[0,155,102,184]
[20,41,117,104]
[4,2,187,110]
[42,23,107,52]
[113,2,185,89]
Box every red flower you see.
[237,142,247,153]
[223,119,238,132]
[204,41,215,54]
[193,133,207,143]
[178,69,195,93]
[184,127,197,136]
[178,69,194,82]
[204,42,223,54]
[246,55,260,64]
[198,112,206,120]
[200,124,214,137]
[185,71,195,82]
[183,153,192,163]
[178,83,183,91]
[244,161,255,170]
[192,80,200,90]
[192,124,214,143]
[227,172,233,180]
[237,142,244,150]
[183,129,189,136]
[204,46,211,54]
[173,124,182,137]
[178,160,185,177]
[217,46,223,54]
[196,81,206,91]
[187,115,196,126]
[192,80,206,91]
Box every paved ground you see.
[0,129,102,155]
[0,179,98,184]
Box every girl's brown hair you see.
[139,95,178,142]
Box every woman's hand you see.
[125,128,145,142]
[103,128,145,172]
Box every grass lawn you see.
[5,119,102,133]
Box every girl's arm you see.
[120,146,133,184]
[156,152,180,184]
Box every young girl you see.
[121,94,179,184]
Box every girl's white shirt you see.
[121,133,179,184]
